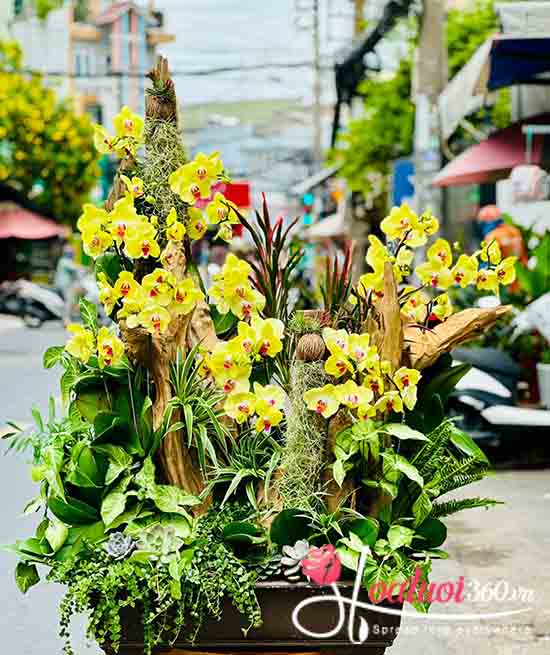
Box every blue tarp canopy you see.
[488,37,550,90]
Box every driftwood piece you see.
[367,262,403,372]
[404,305,512,370]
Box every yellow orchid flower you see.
[393,367,421,410]
[363,373,385,397]
[113,105,144,140]
[234,322,257,355]
[141,268,175,307]
[322,327,350,356]
[124,223,160,259]
[169,152,222,204]
[108,195,145,244]
[380,203,419,241]
[77,203,109,235]
[432,293,453,321]
[97,273,119,315]
[479,239,502,265]
[197,354,213,379]
[206,192,238,225]
[187,207,208,240]
[93,125,119,155]
[357,403,376,420]
[253,382,285,410]
[221,377,250,395]
[415,260,453,289]
[216,222,234,243]
[427,238,453,268]
[418,209,439,236]
[65,324,95,363]
[165,207,186,242]
[129,304,171,335]
[227,287,265,320]
[451,254,478,288]
[366,235,391,271]
[224,392,256,424]
[357,271,384,302]
[475,268,499,292]
[120,175,144,198]
[401,288,429,323]
[255,404,283,433]
[96,326,125,368]
[374,391,403,414]
[303,384,340,419]
[210,343,252,390]
[171,278,204,315]
[337,379,373,409]
[113,271,141,301]
[325,354,354,379]
[348,333,379,371]
[82,230,113,259]
[496,256,517,286]
[251,317,285,358]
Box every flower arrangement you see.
[6,59,515,655]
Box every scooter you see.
[448,298,550,453]
[0,279,64,327]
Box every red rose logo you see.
[300,544,342,585]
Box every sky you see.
[156,0,354,105]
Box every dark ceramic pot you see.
[104,581,402,655]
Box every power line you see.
[22,61,336,79]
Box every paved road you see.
[0,320,548,654]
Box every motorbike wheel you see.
[23,314,43,328]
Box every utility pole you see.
[312,0,322,164]
[354,0,366,36]
[413,0,447,220]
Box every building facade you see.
[11,1,174,127]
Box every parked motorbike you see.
[449,300,550,456]
[0,279,64,327]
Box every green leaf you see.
[135,458,156,491]
[48,496,99,525]
[95,252,121,286]
[210,304,238,336]
[412,491,433,528]
[101,490,127,528]
[383,423,427,441]
[45,520,68,553]
[387,525,415,550]
[270,509,312,546]
[333,459,346,488]
[336,545,359,571]
[222,521,267,547]
[43,346,64,370]
[75,390,110,422]
[79,297,98,333]
[382,451,424,487]
[149,485,200,515]
[160,515,193,541]
[348,518,379,547]
[414,517,447,549]
[15,562,39,594]
[450,427,489,464]
[67,441,103,488]
[94,444,133,485]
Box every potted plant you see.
[5,58,513,655]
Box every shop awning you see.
[433,113,550,187]
[439,36,550,140]
[0,204,67,239]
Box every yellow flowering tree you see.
[0,41,99,223]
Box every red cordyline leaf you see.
[300,544,342,586]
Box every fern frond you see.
[431,497,502,518]
[413,420,454,477]
[440,470,488,495]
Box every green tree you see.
[0,41,99,224]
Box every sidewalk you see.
[0,314,24,331]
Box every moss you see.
[277,361,328,510]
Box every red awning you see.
[0,204,67,240]
[433,113,550,187]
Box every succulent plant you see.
[105,532,135,561]
[255,551,283,581]
[136,524,184,563]
[280,539,310,581]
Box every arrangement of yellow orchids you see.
[356,203,517,324]
[65,323,125,368]
[303,328,421,420]
[97,268,204,336]
[93,105,144,158]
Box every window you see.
[13,0,24,17]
